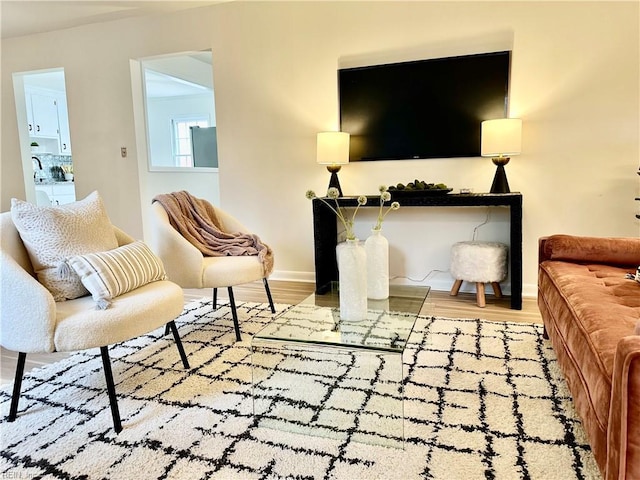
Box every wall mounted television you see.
[339,51,511,161]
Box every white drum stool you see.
[450,241,508,307]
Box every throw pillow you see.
[67,241,167,309]
[11,191,118,301]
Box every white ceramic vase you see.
[336,239,367,321]
[365,228,389,300]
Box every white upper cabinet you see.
[28,91,60,138]
[25,85,72,154]
[56,94,72,154]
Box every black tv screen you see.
[339,51,511,161]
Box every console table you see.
[312,192,523,310]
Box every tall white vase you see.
[365,228,389,300]
[337,239,368,321]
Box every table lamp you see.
[481,118,522,194]
[317,131,349,196]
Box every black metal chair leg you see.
[8,352,26,422]
[212,288,218,310]
[167,321,190,369]
[227,287,242,342]
[263,278,275,314]
[100,346,122,433]
[164,324,170,336]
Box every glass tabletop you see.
[253,283,430,353]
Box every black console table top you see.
[312,192,523,310]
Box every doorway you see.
[13,68,75,206]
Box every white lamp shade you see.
[317,132,350,165]
[481,118,522,157]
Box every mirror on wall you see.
[141,50,218,171]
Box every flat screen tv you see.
[339,51,511,161]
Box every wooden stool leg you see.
[491,282,503,298]
[476,282,486,307]
[450,279,463,296]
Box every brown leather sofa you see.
[538,235,640,480]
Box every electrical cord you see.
[390,269,449,283]
[390,208,493,283]
[472,208,492,241]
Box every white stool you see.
[450,241,508,308]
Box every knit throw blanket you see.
[152,191,274,277]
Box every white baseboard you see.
[270,269,538,299]
[269,270,315,283]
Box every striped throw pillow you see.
[68,241,167,309]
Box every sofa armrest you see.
[539,235,640,267]
[0,251,56,353]
[606,335,640,480]
[539,237,550,263]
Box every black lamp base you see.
[490,157,510,194]
[326,165,343,196]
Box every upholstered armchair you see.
[149,200,275,342]
[0,210,190,433]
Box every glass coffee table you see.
[251,283,430,448]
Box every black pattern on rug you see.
[0,300,600,480]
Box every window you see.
[138,50,217,171]
[172,116,209,167]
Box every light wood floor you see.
[1,280,541,385]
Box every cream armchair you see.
[149,202,275,342]
[0,212,190,433]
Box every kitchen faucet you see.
[32,156,43,181]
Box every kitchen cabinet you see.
[35,183,76,206]
[53,182,76,205]
[56,94,72,154]
[28,92,59,138]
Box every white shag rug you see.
[0,299,600,479]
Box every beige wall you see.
[2,2,638,296]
